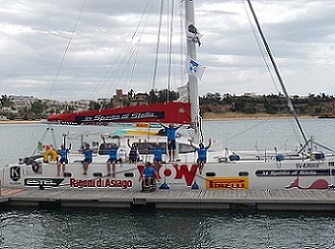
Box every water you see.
[1,119,335,248]
[1,208,335,248]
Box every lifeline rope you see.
[48,0,87,98]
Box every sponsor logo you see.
[77,111,164,123]
[10,167,20,181]
[206,177,248,190]
[24,178,64,187]
[256,169,332,177]
[70,178,133,189]
[137,164,198,186]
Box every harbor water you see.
[2,208,335,249]
[1,118,335,248]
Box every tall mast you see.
[185,0,201,144]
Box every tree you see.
[0,95,13,108]
[31,100,44,114]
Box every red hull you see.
[47,102,191,125]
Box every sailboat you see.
[1,0,335,191]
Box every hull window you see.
[93,172,103,177]
[63,172,72,177]
[206,172,216,177]
[124,172,134,177]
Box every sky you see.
[1,0,335,101]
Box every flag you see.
[188,59,206,80]
[187,24,202,47]
[177,84,188,102]
[38,141,43,152]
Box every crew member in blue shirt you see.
[141,162,157,187]
[81,143,93,175]
[158,120,183,162]
[57,143,71,176]
[146,141,165,172]
[189,139,212,174]
[127,138,140,163]
[103,136,120,177]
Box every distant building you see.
[243,92,256,98]
[9,95,36,112]
[131,92,148,106]
[111,89,148,107]
[112,89,129,107]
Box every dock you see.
[2,188,335,211]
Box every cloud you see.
[0,0,334,101]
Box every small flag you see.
[177,84,188,102]
[38,141,43,152]
[188,59,206,80]
[187,24,202,47]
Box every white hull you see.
[1,148,335,191]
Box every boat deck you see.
[1,188,335,211]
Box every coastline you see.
[0,113,317,124]
[0,120,41,125]
[201,112,316,121]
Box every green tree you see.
[31,100,44,114]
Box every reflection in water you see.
[1,208,335,248]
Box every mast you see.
[185,0,201,144]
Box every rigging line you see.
[167,0,175,102]
[48,0,87,98]
[89,0,154,100]
[246,0,308,145]
[128,43,141,91]
[152,0,164,98]
[242,0,280,94]
[179,1,185,85]
[88,42,133,100]
[126,1,155,92]
[131,0,152,40]
[198,110,204,143]
[224,118,270,142]
[31,128,51,155]
[127,0,152,88]
[105,46,137,98]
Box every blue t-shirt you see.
[58,149,69,160]
[165,127,178,140]
[108,146,119,160]
[143,166,155,178]
[129,147,138,159]
[82,146,93,161]
[195,147,208,160]
[153,147,164,161]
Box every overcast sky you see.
[1,0,335,101]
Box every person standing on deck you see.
[145,140,165,172]
[57,143,71,176]
[158,120,183,162]
[189,139,211,174]
[81,142,92,175]
[102,136,120,177]
[127,138,141,163]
